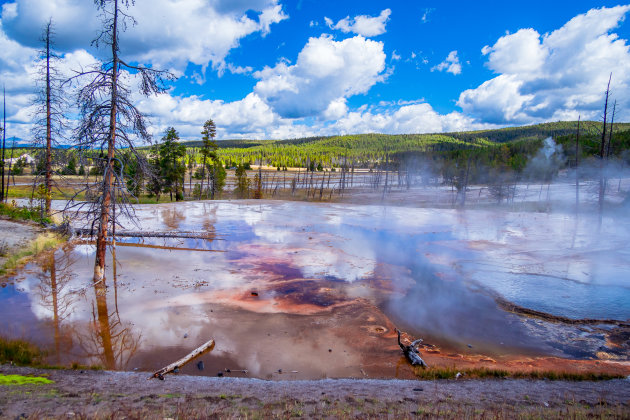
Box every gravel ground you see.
[0,218,41,268]
[1,365,629,418]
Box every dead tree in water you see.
[68,0,174,283]
[395,329,428,368]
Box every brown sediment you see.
[396,333,630,378]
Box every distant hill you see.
[183,121,626,152]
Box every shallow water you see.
[2,200,629,378]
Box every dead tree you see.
[599,73,612,158]
[395,329,428,368]
[598,75,612,225]
[1,88,5,203]
[31,20,68,216]
[68,0,173,283]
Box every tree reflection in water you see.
[35,247,78,364]
[37,244,140,370]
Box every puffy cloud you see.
[330,102,496,135]
[135,91,495,141]
[253,34,386,118]
[432,50,462,75]
[137,92,279,140]
[1,0,287,73]
[481,28,547,74]
[458,5,630,124]
[327,8,391,37]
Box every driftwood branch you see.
[396,329,428,368]
[150,339,215,380]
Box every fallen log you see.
[75,228,224,240]
[150,339,215,380]
[396,329,428,368]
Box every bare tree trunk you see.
[1,87,6,203]
[6,138,15,199]
[45,23,53,216]
[94,0,120,283]
[598,75,611,227]
[606,101,616,158]
[599,74,611,158]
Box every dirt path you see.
[1,365,628,418]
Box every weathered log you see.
[150,339,215,380]
[396,329,428,368]
[75,228,224,240]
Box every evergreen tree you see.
[199,119,217,199]
[235,164,249,199]
[158,127,186,201]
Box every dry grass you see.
[0,232,64,276]
[413,365,625,381]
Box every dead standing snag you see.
[396,328,428,368]
[67,0,174,284]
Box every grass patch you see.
[0,232,64,276]
[0,201,51,224]
[0,374,53,386]
[0,336,46,366]
[413,366,625,381]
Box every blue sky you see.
[1,0,629,141]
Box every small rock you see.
[251,291,259,296]
[543,402,549,407]
[183,333,188,339]
[328,349,332,352]
[217,372,224,377]
[197,361,204,371]
[413,388,423,392]
[225,368,231,373]
[278,369,282,374]
[173,367,179,373]
[467,344,473,348]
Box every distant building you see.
[3,153,34,165]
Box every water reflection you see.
[34,250,77,364]
[77,248,140,370]
[2,200,629,376]
[23,246,140,370]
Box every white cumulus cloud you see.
[1,0,287,74]
[458,5,630,124]
[326,8,391,37]
[432,50,462,75]
[253,34,387,118]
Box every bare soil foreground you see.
[0,218,42,268]
[1,365,629,419]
